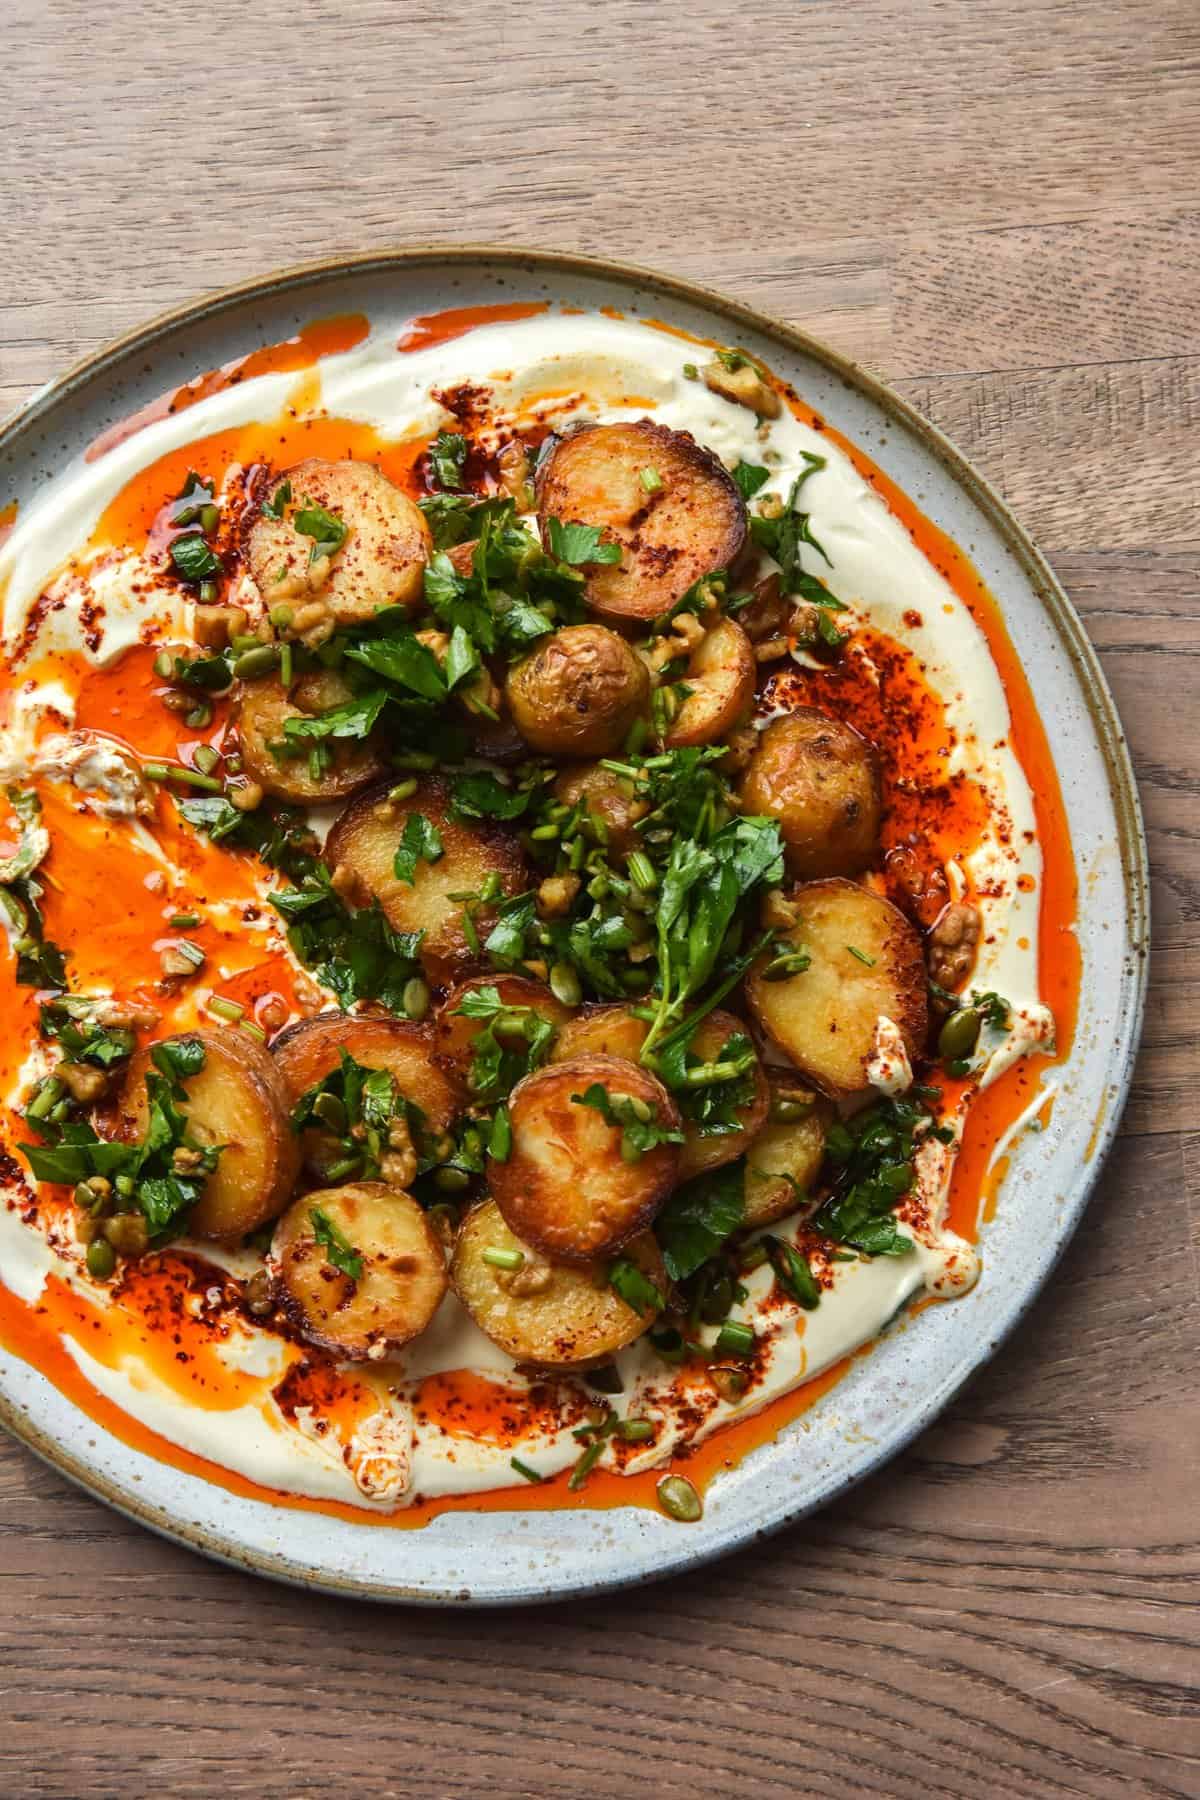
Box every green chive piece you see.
[482,1246,524,1271]
[568,1439,605,1491]
[627,850,657,892]
[184,701,213,729]
[846,945,876,966]
[388,777,418,803]
[714,1320,755,1357]
[312,1091,348,1135]
[26,1078,65,1121]
[197,580,218,603]
[192,744,220,776]
[617,1418,654,1442]
[142,762,223,793]
[638,466,663,493]
[510,1456,542,1484]
[681,362,699,380]
[240,1020,267,1043]
[656,1474,702,1522]
[174,939,206,969]
[269,605,294,628]
[153,650,174,679]
[279,642,293,688]
[549,961,582,1008]
[169,911,200,929]
[207,994,245,1023]
[392,750,436,772]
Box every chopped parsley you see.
[310,1206,363,1281]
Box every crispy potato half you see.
[552,760,648,859]
[742,1091,832,1229]
[747,879,927,1096]
[117,1029,299,1239]
[433,975,571,1097]
[325,776,528,982]
[506,623,649,757]
[272,1181,447,1359]
[246,458,429,623]
[660,617,755,749]
[452,1198,665,1367]
[536,421,747,626]
[236,668,387,804]
[271,1012,457,1174]
[550,1004,767,1180]
[738,710,881,880]
[490,1054,681,1264]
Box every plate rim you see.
[0,244,1150,1603]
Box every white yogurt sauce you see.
[0,311,1058,1509]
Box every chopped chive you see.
[192,744,220,776]
[568,1438,605,1491]
[279,641,293,687]
[616,1418,654,1443]
[627,850,657,892]
[240,1019,266,1043]
[846,945,876,966]
[142,761,223,793]
[510,1456,542,1484]
[173,939,206,969]
[197,580,218,603]
[153,650,174,679]
[169,911,200,929]
[682,362,698,380]
[714,1320,755,1357]
[184,701,212,729]
[26,1077,65,1121]
[207,995,245,1023]
[638,466,662,493]
[482,1246,524,1271]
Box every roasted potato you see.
[552,761,647,858]
[746,879,927,1096]
[271,1012,457,1175]
[505,623,648,757]
[433,975,571,1097]
[235,668,387,804]
[325,777,528,982]
[742,1090,832,1229]
[536,420,747,626]
[246,458,429,624]
[489,1054,681,1264]
[452,1198,665,1367]
[550,1004,767,1180]
[660,616,755,749]
[737,710,881,879]
[271,1181,447,1359]
[117,1029,299,1239]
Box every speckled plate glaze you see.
[0,249,1147,1604]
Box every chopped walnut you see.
[537,873,581,918]
[498,1257,553,1297]
[927,901,982,992]
[738,571,788,643]
[722,724,759,773]
[329,861,362,901]
[379,1146,418,1189]
[192,605,249,650]
[761,887,802,931]
[702,357,781,418]
[57,1062,109,1104]
[497,440,533,508]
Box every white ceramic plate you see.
[0,249,1147,1603]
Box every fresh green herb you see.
[545,518,622,567]
[428,430,469,493]
[39,998,136,1068]
[765,1235,822,1310]
[169,534,223,583]
[15,935,68,992]
[810,1095,938,1257]
[310,1206,363,1280]
[655,1161,744,1282]
[451,985,558,1102]
[846,945,876,967]
[608,1257,665,1314]
[487,1105,512,1161]
[292,1049,429,1184]
[294,502,348,565]
[345,627,447,701]
[392,812,444,886]
[510,1456,542,1484]
[261,478,293,519]
[570,1083,684,1162]
[151,1036,207,1086]
[670,1030,757,1138]
[0,788,50,887]
[972,989,1013,1030]
[169,473,215,527]
[638,466,662,493]
[450,771,532,823]
[714,1319,755,1356]
[172,651,234,692]
[731,461,770,500]
[281,690,389,746]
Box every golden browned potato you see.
[550,1004,767,1180]
[742,1091,832,1229]
[660,616,755,749]
[536,420,747,626]
[433,975,571,1097]
[452,1198,665,1367]
[552,761,647,858]
[325,777,528,982]
[271,1013,457,1175]
[271,1181,446,1359]
[235,668,387,804]
[489,1054,681,1264]
[746,879,927,1096]
[117,1030,299,1239]
[737,710,881,879]
[246,458,429,624]
[505,624,648,757]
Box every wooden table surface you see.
[2,1,1197,1793]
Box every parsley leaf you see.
[450,771,532,822]
[294,502,348,564]
[546,518,622,567]
[281,690,389,743]
[261,478,292,519]
[345,629,447,702]
[428,430,469,493]
[170,534,223,582]
[310,1206,363,1280]
[393,812,444,886]
[731,460,770,500]
[608,1257,665,1314]
[452,985,559,1103]
[655,1163,745,1282]
[571,1082,684,1161]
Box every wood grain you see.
[1,0,1197,1794]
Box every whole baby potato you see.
[505,624,649,757]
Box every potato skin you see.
[742,1095,832,1229]
[536,420,747,625]
[117,1029,299,1239]
[236,668,387,803]
[246,458,429,623]
[738,710,881,880]
[433,975,571,1096]
[552,761,647,858]
[661,617,755,750]
[550,1004,767,1180]
[489,1054,681,1264]
[271,1181,447,1359]
[271,1013,456,1174]
[746,878,927,1096]
[325,777,528,982]
[506,624,648,757]
[451,1198,665,1367]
